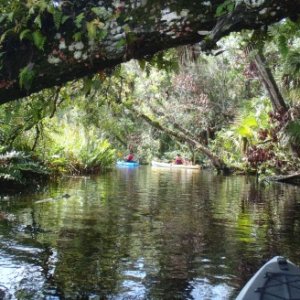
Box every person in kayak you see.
[124,151,135,162]
[174,154,184,165]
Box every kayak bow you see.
[236,256,300,300]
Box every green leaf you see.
[122,24,131,33]
[7,12,14,22]
[32,31,46,50]
[276,34,288,57]
[243,116,258,128]
[19,29,31,41]
[75,13,85,29]
[227,3,234,13]
[47,4,55,14]
[215,0,234,17]
[0,29,14,45]
[98,29,108,40]
[216,4,225,16]
[86,21,97,40]
[237,126,253,138]
[61,15,70,24]
[34,15,42,28]
[91,7,105,17]
[115,37,126,49]
[19,65,36,90]
[28,6,35,15]
[53,10,63,30]
[285,120,300,144]
[73,32,82,41]
[0,14,7,23]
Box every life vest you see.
[175,158,183,164]
[126,154,134,162]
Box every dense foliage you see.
[0,0,299,103]
[1,3,300,189]
[0,150,49,192]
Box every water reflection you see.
[1,167,300,299]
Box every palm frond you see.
[285,120,300,144]
[284,50,300,75]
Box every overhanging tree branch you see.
[0,0,300,104]
[126,103,229,173]
[148,104,200,141]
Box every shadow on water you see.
[1,166,300,299]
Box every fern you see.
[91,7,109,19]
[277,34,289,57]
[75,12,85,29]
[98,28,108,41]
[52,9,63,30]
[34,15,42,28]
[61,15,69,25]
[285,50,300,75]
[32,30,46,50]
[0,151,49,186]
[285,120,300,144]
[77,139,115,172]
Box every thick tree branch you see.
[148,104,198,139]
[126,104,229,172]
[253,50,288,112]
[1,0,300,104]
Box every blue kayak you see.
[236,256,300,300]
[116,161,139,167]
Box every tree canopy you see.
[1,0,300,104]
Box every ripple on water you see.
[0,240,58,300]
[189,278,234,300]
[0,254,44,299]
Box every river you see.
[1,166,300,299]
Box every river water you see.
[1,166,300,299]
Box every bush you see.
[0,151,49,192]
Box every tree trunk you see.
[265,172,300,185]
[253,49,288,113]
[250,47,300,157]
